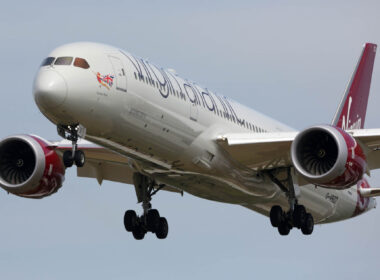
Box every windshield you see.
[74,58,90,69]
[41,57,55,66]
[54,57,73,65]
[40,56,90,69]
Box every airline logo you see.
[96,72,114,89]
[341,96,362,130]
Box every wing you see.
[216,129,380,171]
[216,132,297,170]
[348,129,380,171]
[52,139,181,194]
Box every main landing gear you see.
[124,173,169,240]
[57,124,86,168]
[269,204,314,236]
[267,169,314,236]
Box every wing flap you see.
[77,159,134,185]
[53,139,182,194]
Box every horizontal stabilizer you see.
[359,187,380,197]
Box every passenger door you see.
[108,56,127,92]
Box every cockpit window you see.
[55,57,73,65]
[74,58,90,69]
[41,57,55,66]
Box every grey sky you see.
[0,1,379,279]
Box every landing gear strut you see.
[268,168,314,236]
[57,124,86,168]
[123,173,169,240]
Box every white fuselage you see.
[33,42,376,225]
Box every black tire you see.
[278,221,291,236]
[301,213,314,235]
[270,205,283,227]
[74,150,85,167]
[124,210,137,232]
[132,225,146,240]
[63,150,74,168]
[293,205,306,228]
[155,217,169,239]
[147,209,160,232]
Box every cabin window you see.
[41,57,55,66]
[55,57,73,65]
[74,58,90,69]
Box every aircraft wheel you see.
[293,205,306,228]
[278,221,291,236]
[132,225,146,240]
[124,210,137,232]
[63,150,74,168]
[147,209,160,232]
[270,205,283,227]
[155,217,169,239]
[74,150,85,167]
[301,213,314,235]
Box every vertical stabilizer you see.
[332,43,377,130]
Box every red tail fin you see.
[332,43,377,130]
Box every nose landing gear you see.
[123,173,169,240]
[57,124,86,168]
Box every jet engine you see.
[0,135,65,198]
[291,125,366,189]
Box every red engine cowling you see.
[291,125,366,189]
[0,135,65,198]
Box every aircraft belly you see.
[150,169,285,205]
[240,181,341,224]
[154,173,345,224]
[244,185,360,224]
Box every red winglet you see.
[332,43,377,130]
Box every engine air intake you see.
[0,140,36,185]
[0,135,65,198]
[296,130,338,176]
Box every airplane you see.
[1,42,379,240]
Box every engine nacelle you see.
[0,135,65,198]
[291,125,366,189]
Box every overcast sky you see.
[0,1,380,279]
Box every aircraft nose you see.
[33,70,67,109]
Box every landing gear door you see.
[108,56,127,92]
